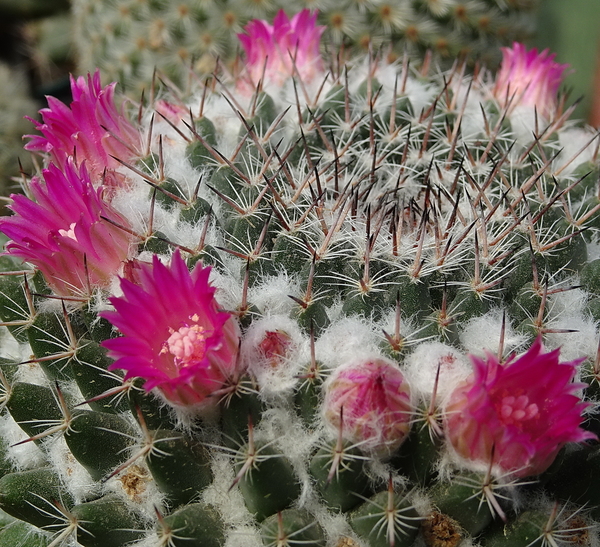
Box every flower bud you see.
[237,9,325,89]
[323,357,412,457]
[494,43,568,119]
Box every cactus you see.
[71,0,540,96]
[0,10,599,547]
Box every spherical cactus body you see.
[0,11,598,547]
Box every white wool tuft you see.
[557,126,598,177]
[248,272,302,316]
[0,326,26,362]
[45,435,98,504]
[544,286,598,363]
[545,315,598,364]
[403,342,471,404]
[315,316,382,370]
[13,360,48,387]
[256,407,320,507]
[0,413,46,470]
[508,105,541,145]
[110,179,154,237]
[224,526,263,547]
[459,308,528,356]
[201,452,261,547]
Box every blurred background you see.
[0,0,598,206]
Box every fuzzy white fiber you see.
[403,342,471,404]
[0,413,45,471]
[45,435,98,505]
[315,316,383,370]
[459,308,529,357]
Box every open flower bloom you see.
[444,337,595,478]
[25,71,141,188]
[323,358,412,457]
[493,43,569,119]
[0,160,134,297]
[102,252,241,407]
[238,9,325,88]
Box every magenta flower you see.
[494,43,569,118]
[323,358,412,457]
[238,9,325,88]
[101,252,241,407]
[444,337,595,478]
[0,160,134,297]
[25,71,141,188]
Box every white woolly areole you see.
[204,94,244,155]
[206,262,243,313]
[459,308,528,356]
[557,126,598,177]
[13,360,48,387]
[315,316,382,370]
[403,342,471,404]
[242,315,308,394]
[109,179,154,237]
[105,462,167,524]
[248,272,302,316]
[45,435,98,505]
[0,413,45,470]
[255,407,319,503]
[544,287,598,365]
[201,453,262,547]
[508,105,543,146]
[0,326,26,362]
[224,525,262,547]
[545,314,598,366]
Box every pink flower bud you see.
[444,337,596,478]
[323,358,412,457]
[494,43,569,119]
[237,9,325,89]
[258,330,293,368]
[102,251,241,407]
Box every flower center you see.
[498,394,539,426]
[162,314,209,368]
[58,222,78,241]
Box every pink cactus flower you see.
[25,71,141,188]
[0,160,134,297]
[444,337,595,478]
[238,9,325,89]
[101,251,241,407]
[323,358,412,457]
[494,42,569,119]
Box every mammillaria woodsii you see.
[0,10,598,547]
